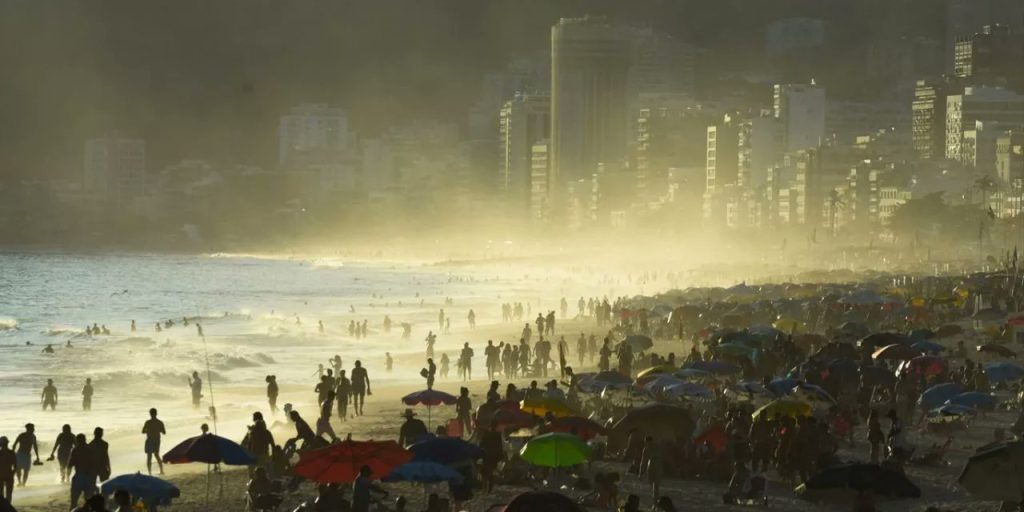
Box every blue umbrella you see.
[985,362,1024,383]
[673,368,714,380]
[767,378,801,396]
[684,360,740,375]
[946,392,998,411]
[100,473,180,505]
[911,340,945,354]
[408,437,483,465]
[382,462,464,484]
[664,382,714,399]
[162,434,255,465]
[919,383,962,410]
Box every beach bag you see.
[447,418,464,438]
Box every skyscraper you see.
[945,86,1024,160]
[912,78,960,160]
[278,104,353,168]
[773,83,826,152]
[953,25,1024,86]
[550,16,630,220]
[499,94,550,217]
[84,134,146,203]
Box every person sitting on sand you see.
[286,410,320,454]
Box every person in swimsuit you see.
[142,408,165,475]
[48,424,76,483]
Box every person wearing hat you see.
[397,409,427,448]
[0,436,16,502]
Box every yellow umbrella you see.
[752,399,812,420]
[520,396,573,418]
[637,365,677,379]
[773,318,802,333]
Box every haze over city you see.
[4,2,1024,512]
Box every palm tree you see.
[974,175,997,209]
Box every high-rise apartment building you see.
[913,78,961,160]
[278,104,353,167]
[705,115,740,195]
[996,131,1024,184]
[773,83,826,152]
[84,135,146,202]
[499,94,550,216]
[953,25,1024,85]
[550,16,630,216]
[945,86,1024,160]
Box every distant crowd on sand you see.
[15,270,1024,512]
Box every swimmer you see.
[42,344,54,354]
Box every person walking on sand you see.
[0,437,15,502]
[142,408,165,475]
[336,370,351,421]
[316,391,339,442]
[187,371,203,408]
[440,353,450,379]
[48,424,76,483]
[41,379,58,411]
[455,387,473,437]
[425,331,437,360]
[438,309,445,332]
[351,361,371,416]
[68,433,97,509]
[467,309,476,329]
[12,424,39,487]
[89,428,110,482]
[385,352,393,372]
[82,378,93,411]
[424,358,437,389]
[459,343,474,381]
[266,375,279,414]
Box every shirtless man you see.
[41,379,58,411]
[142,408,165,475]
[350,361,371,416]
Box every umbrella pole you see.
[205,464,210,512]
[427,405,432,430]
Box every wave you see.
[45,327,80,336]
[92,369,227,388]
[208,353,267,370]
[0,318,18,331]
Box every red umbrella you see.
[694,423,727,454]
[294,439,412,484]
[541,416,607,441]
[905,356,947,377]
[401,389,458,428]
[490,408,536,433]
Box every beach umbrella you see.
[673,368,715,381]
[636,364,676,379]
[978,343,1017,358]
[592,371,633,386]
[792,333,828,348]
[796,463,920,503]
[752,399,812,420]
[726,381,774,402]
[542,416,607,441]
[773,317,802,332]
[985,362,1024,383]
[713,342,755,358]
[501,490,586,512]
[911,340,945,354]
[409,437,483,465]
[100,473,180,505]
[766,377,801,396]
[295,439,412,483]
[401,389,457,428]
[919,383,962,410]
[607,404,695,452]
[162,434,255,466]
[521,395,573,418]
[623,335,653,352]
[793,383,836,405]
[858,332,911,350]
[641,375,684,394]
[382,462,463,484]
[959,441,1024,502]
[684,360,740,375]
[519,432,591,468]
[872,344,921,361]
[927,404,977,424]
[909,328,935,340]
[694,423,728,454]
[490,408,538,433]
[837,322,870,338]
[946,392,998,411]
[664,382,715,400]
[904,355,947,377]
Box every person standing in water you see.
[142,408,165,475]
[350,361,371,416]
[424,331,437,360]
[438,309,445,331]
[187,371,203,408]
[48,424,76,483]
[439,353,450,379]
[41,379,58,411]
[266,375,279,414]
[81,378,93,411]
[385,352,393,372]
[12,423,39,487]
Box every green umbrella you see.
[519,432,591,468]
